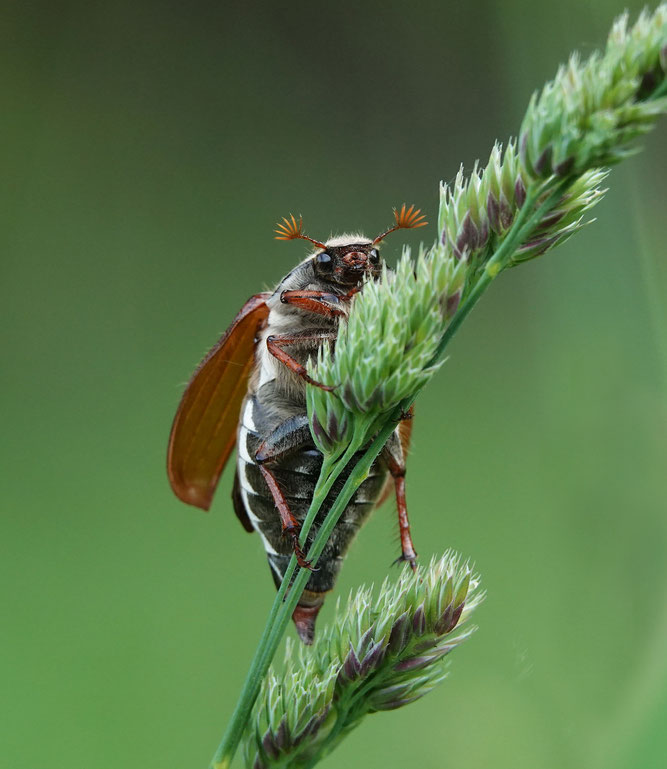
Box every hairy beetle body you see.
[168,209,426,643]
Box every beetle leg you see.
[254,415,312,464]
[258,465,316,571]
[280,290,346,318]
[280,287,362,317]
[254,416,319,568]
[382,436,418,571]
[267,332,337,390]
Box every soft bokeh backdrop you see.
[2,2,666,768]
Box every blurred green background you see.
[2,1,666,768]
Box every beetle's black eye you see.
[316,251,332,266]
[369,248,380,264]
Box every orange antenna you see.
[372,204,427,244]
[274,214,327,249]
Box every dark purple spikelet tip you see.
[296,707,330,743]
[539,209,565,229]
[449,602,465,631]
[326,411,340,443]
[388,611,410,654]
[253,755,267,769]
[412,604,426,636]
[534,145,553,177]
[342,645,362,681]
[380,694,422,711]
[357,627,374,657]
[394,655,432,673]
[456,212,479,255]
[478,217,490,249]
[534,237,559,257]
[487,193,501,232]
[275,717,291,751]
[360,640,386,675]
[334,667,347,692]
[261,730,280,760]
[293,709,328,748]
[637,70,658,99]
[435,600,465,634]
[311,707,331,735]
[292,719,314,748]
[514,176,527,208]
[434,603,453,635]
[446,288,461,318]
[554,155,575,177]
[521,234,559,257]
[343,382,362,412]
[311,415,329,450]
[499,195,514,231]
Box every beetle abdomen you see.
[234,392,388,641]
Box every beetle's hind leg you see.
[255,415,318,571]
[382,435,418,571]
[258,464,315,570]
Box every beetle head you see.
[312,238,381,287]
[274,205,427,288]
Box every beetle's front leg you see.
[267,332,337,390]
[280,287,361,317]
[255,415,317,570]
[280,289,345,318]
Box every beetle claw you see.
[391,553,418,572]
[286,529,318,571]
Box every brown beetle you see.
[167,206,426,643]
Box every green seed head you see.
[243,553,483,769]
[520,6,667,177]
[307,246,465,454]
